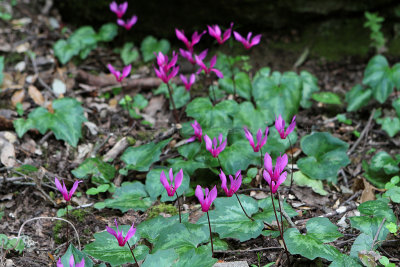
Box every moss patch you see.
[147,203,178,219]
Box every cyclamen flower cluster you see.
[109,1,137,30]
[154,52,180,84]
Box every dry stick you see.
[348,109,375,155]
[278,192,297,229]
[29,53,57,98]
[126,241,139,266]
[207,211,214,255]
[372,217,387,250]
[234,193,254,221]
[175,191,182,223]
[15,216,81,250]
[166,83,180,123]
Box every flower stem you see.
[126,241,139,266]
[66,205,69,246]
[206,211,214,255]
[270,187,282,235]
[166,83,179,123]
[175,191,182,223]
[235,193,254,221]
[277,192,288,253]
[288,136,294,192]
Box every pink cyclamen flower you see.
[55,177,82,202]
[186,120,203,143]
[175,29,206,52]
[233,31,262,49]
[263,153,288,193]
[180,49,207,65]
[275,114,296,139]
[109,1,128,18]
[180,74,196,91]
[106,219,136,247]
[160,168,183,197]
[220,169,242,197]
[154,52,179,84]
[195,55,224,79]
[207,22,234,44]
[117,15,138,30]
[107,64,131,82]
[243,126,269,152]
[195,185,217,212]
[57,255,85,267]
[204,134,227,158]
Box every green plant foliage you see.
[299,71,320,108]
[96,23,118,42]
[84,225,149,266]
[140,35,170,62]
[364,12,386,53]
[232,101,273,132]
[219,72,252,100]
[0,234,24,253]
[345,84,373,112]
[97,181,153,212]
[120,42,139,65]
[336,114,352,125]
[154,84,190,109]
[393,97,400,117]
[297,132,350,182]
[145,168,190,201]
[172,246,217,267]
[137,214,186,243]
[362,55,400,103]
[378,117,400,137]
[292,171,328,195]
[120,138,171,172]
[14,98,87,147]
[71,157,115,184]
[362,151,400,188]
[311,92,342,105]
[254,197,298,223]
[59,244,93,267]
[0,56,4,86]
[349,233,374,259]
[86,184,110,195]
[219,141,260,174]
[119,94,149,119]
[197,195,263,242]
[177,142,201,159]
[357,198,396,223]
[142,249,178,267]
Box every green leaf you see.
[393,97,400,118]
[71,157,115,184]
[86,184,110,195]
[336,114,352,125]
[297,132,350,182]
[142,249,178,267]
[385,186,400,203]
[219,72,252,100]
[255,198,298,223]
[140,35,170,62]
[154,84,190,110]
[299,70,320,108]
[145,168,190,201]
[13,98,87,147]
[345,84,372,112]
[284,217,343,262]
[0,56,4,85]
[69,26,97,49]
[137,215,183,243]
[349,233,374,259]
[84,225,149,266]
[178,142,201,159]
[197,195,264,242]
[219,141,260,174]
[60,244,93,267]
[172,246,217,267]
[53,39,80,64]
[312,92,342,105]
[349,216,389,241]
[293,171,328,195]
[232,101,273,132]
[103,182,153,212]
[121,42,139,65]
[363,151,400,188]
[358,199,396,222]
[362,55,396,103]
[380,117,400,137]
[96,23,118,42]
[121,138,171,172]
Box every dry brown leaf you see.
[11,89,25,106]
[360,178,376,203]
[1,73,13,89]
[28,85,44,105]
[0,136,16,167]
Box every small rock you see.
[214,261,249,267]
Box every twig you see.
[339,169,348,188]
[278,195,297,229]
[372,218,386,250]
[29,53,57,98]
[91,133,113,157]
[15,216,81,251]
[214,247,282,254]
[39,132,54,145]
[343,190,362,205]
[348,109,375,155]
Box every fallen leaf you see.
[0,136,16,167]
[11,89,25,106]
[28,85,45,105]
[360,178,376,203]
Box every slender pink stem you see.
[126,241,139,266]
[235,193,254,221]
[175,191,181,223]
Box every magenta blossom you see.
[107,64,131,82]
[175,29,206,52]
[195,55,224,79]
[220,169,242,197]
[195,185,217,212]
[160,168,183,197]
[275,114,296,139]
[233,31,262,49]
[180,74,196,91]
[109,1,127,18]
[204,133,227,158]
[180,49,207,65]
[55,177,82,202]
[208,22,234,44]
[106,219,136,247]
[263,153,288,193]
[243,126,269,152]
[57,255,85,267]
[186,120,203,143]
[117,15,138,30]
[154,51,179,84]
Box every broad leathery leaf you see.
[299,70,319,108]
[219,141,260,174]
[219,72,252,100]
[293,171,328,195]
[60,244,93,267]
[393,97,400,118]
[305,217,343,243]
[142,249,178,267]
[154,84,190,110]
[384,186,400,203]
[363,151,400,188]
[358,198,396,223]
[345,84,372,112]
[232,101,274,134]
[53,39,80,64]
[13,98,87,147]
[168,157,207,176]
[120,138,171,172]
[349,233,374,258]
[255,198,298,223]
[121,42,139,65]
[311,92,342,105]
[380,117,400,137]
[71,157,115,184]
[96,23,118,42]
[140,35,170,62]
[197,195,263,242]
[349,216,389,242]
[137,215,186,244]
[0,56,4,85]
[172,246,217,267]
[84,225,149,266]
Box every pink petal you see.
[212,68,224,79]
[207,25,216,37]
[174,169,183,190]
[243,127,255,150]
[276,154,288,175]
[218,139,227,154]
[198,49,208,60]
[127,15,138,28]
[256,128,263,145]
[54,177,64,195]
[160,170,170,190]
[122,65,132,79]
[109,2,118,13]
[195,185,204,205]
[180,74,187,84]
[219,170,227,193]
[75,258,85,267]
[286,115,296,136]
[106,226,117,239]
[189,73,196,84]
[214,25,221,38]
[264,153,273,174]
[124,223,136,244]
[195,55,206,70]
[209,186,218,204]
[233,31,244,42]
[175,29,188,45]
[117,19,125,27]
[209,55,217,68]
[69,255,75,267]
[250,34,262,46]
[57,258,63,267]
[185,136,196,143]
[68,180,82,200]
[263,169,272,185]
[203,135,212,151]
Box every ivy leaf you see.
[142,249,178,267]
[96,23,118,42]
[363,151,400,188]
[120,138,171,172]
[140,35,170,62]
[379,117,400,137]
[358,199,396,223]
[121,42,139,65]
[178,142,201,159]
[0,56,4,85]
[292,171,328,196]
[345,84,373,112]
[100,182,153,212]
[71,157,115,184]
[197,195,263,242]
[84,225,149,266]
[297,132,350,182]
[219,72,252,100]
[60,244,93,267]
[393,97,400,118]
[299,70,319,108]
[13,98,87,147]
[384,186,400,203]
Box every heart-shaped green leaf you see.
[142,249,178,267]
[299,70,320,108]
[140,35,170,62]
[393,97,400,118]
[96,23,118,42]
[363,151,400,188]
[71,157,115,184]
[254,197,297,223]
[137,215,184,243]
[358,198,396,222]
[219,141,260,174]
[172,246,217,267]
[349,217,389,242]
[345,84,373,112]
[312,92,342,105]
[292,171,328,195]
[232,101,273,133]
[349,233,374,258]
[59,244,93,267]
[379,117,400,137]
[53,40,81,64]
[219,72,252,100]
[0,56,4,85]
[120,42,139,65]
